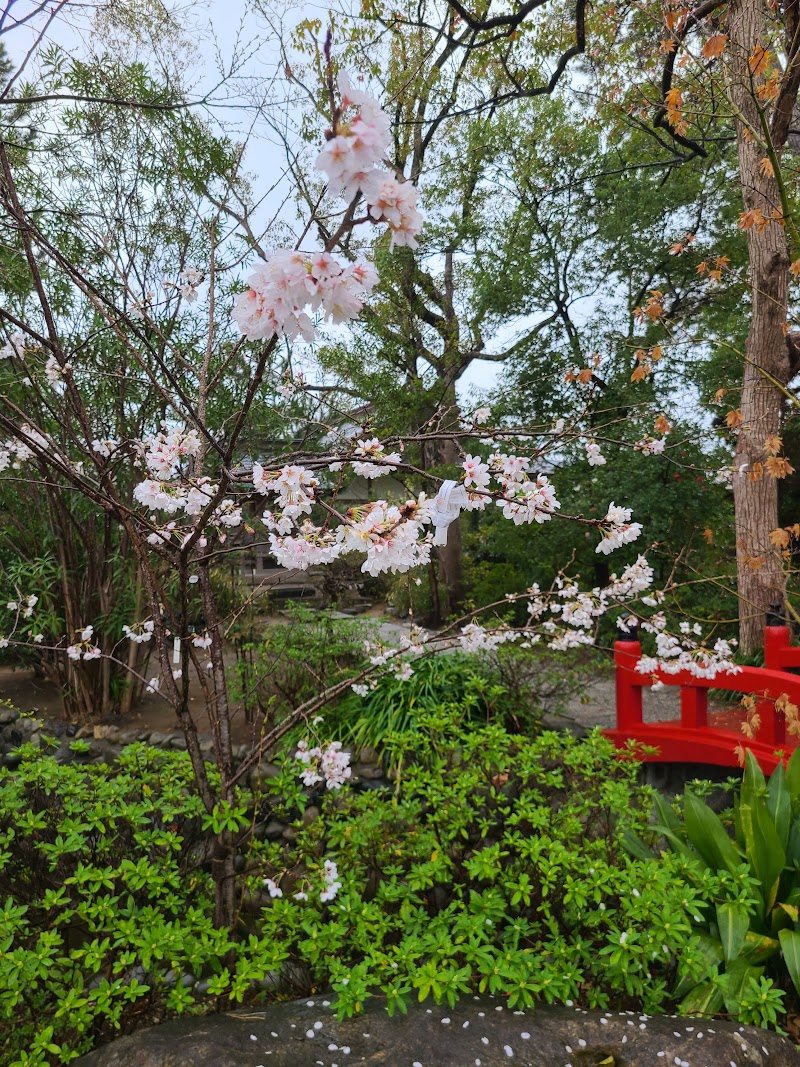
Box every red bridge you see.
[604,623,800,773]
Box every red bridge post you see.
[614,636,643,730]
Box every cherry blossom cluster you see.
[131,425,244,540]
[66,624,101,661]
[635,435,666,456]
[295,739,352,789]
[142,424,201,479]
[123,621,154,643]
[254,463,318,519]
[0,424,49,472]
[267,523,342,571]
[242,441,643,578]
[316,73,422,249]
[349,438,402,479]
[585,441,607,467]
[45,354,71,387]
[172,267,203,303]
[232,251,377,343]
[595,503,643,555]
[6,594,38,618]
[92,438,119,459]
[340,498,433,576]
[445,452,562,529]
[636,630,740,681]
[0,331,25,360]
[459,622,519,654]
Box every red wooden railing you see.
[604,623,800,772]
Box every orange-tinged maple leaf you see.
[760,157,775,178]
[748,461,764,480]
[765,455,795,478]
[654,414,671,435]
[747,554,765,570]
[650,344,664,361]
[739,208,766,231]
[701,33,727,60]
[713,387,727,402]
[660,38,677,53]
[791,259,800,277]
[749,45,770,77]
[770,527,791,549]
[757,72,780,102]
[665,87,684,128]
[741,719,756,739]
[725,409,743,428]
[703,528,714,544]
[631,364,651,383]
[577,367,593,384]
[734,743,747,767]
[777,693,799,720]
[764,434,783,456]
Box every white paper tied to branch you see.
[430,480,469,546]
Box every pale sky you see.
[2,0,502,397]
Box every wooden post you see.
[680,686,708,729]
[614,639,644,729]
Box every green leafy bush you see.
[627,749,800,1028]
[231,605,592,751]
[229,604,366,722]
[254,714,720,1019]
[0,742,287,1065]
[4,717,789,1065]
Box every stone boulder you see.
[74,995,800,1066]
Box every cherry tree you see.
[0,10,743,928]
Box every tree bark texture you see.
[728,0,796,651]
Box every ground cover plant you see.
[3,714,794,1065]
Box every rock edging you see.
[73,994,800,1066]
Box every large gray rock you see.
[74,996,800,1066]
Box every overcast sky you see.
[1,0,501,398]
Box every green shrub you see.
[229,604,366,722]
[626,748,800,1029]
[3,717,785,1065]
[0,742,287,1065]
[254,714,722,1019]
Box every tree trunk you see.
[420,387,464,620]
[728,0,794,652]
